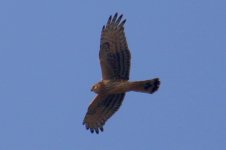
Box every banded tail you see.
[129,78,160,94]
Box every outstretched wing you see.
[99,13,131,80]
[83,93,125,134]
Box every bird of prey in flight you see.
[83,13,160,134]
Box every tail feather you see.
[129,78,160,94]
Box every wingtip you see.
[121,19,126,25]
[102,25,105,31]
[100,127,104,132]
[112,13,118,22]
[107,15,112,24]
[150,78,160,94]
[85,126,104,134]
[90,128,94,133]
[95,129,99,134]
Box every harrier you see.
[83,13,160,134]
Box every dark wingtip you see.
[95,129,99,134]
[88,128,103,134]
[90,129,94,133]
[100,127,104,132]
[112,13,119,26]
[118,14,123,20]
[107,15,112,24]
[115,14,123,25]
[120,19,126,27]
[113,12,118,19]
[102,25,105,31]
[151,78,160,93]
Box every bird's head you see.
[91,82,102,94]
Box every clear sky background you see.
[0,0,226,150]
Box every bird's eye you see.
[92,85,98,90]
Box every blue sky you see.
[0,0,226,149]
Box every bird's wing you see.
[99,13,131,80]
[83,93,125,134]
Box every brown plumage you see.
[83,13,160,134]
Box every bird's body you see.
[91,80,129,94]
[92,79,160,95]
[83,13,160,134]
